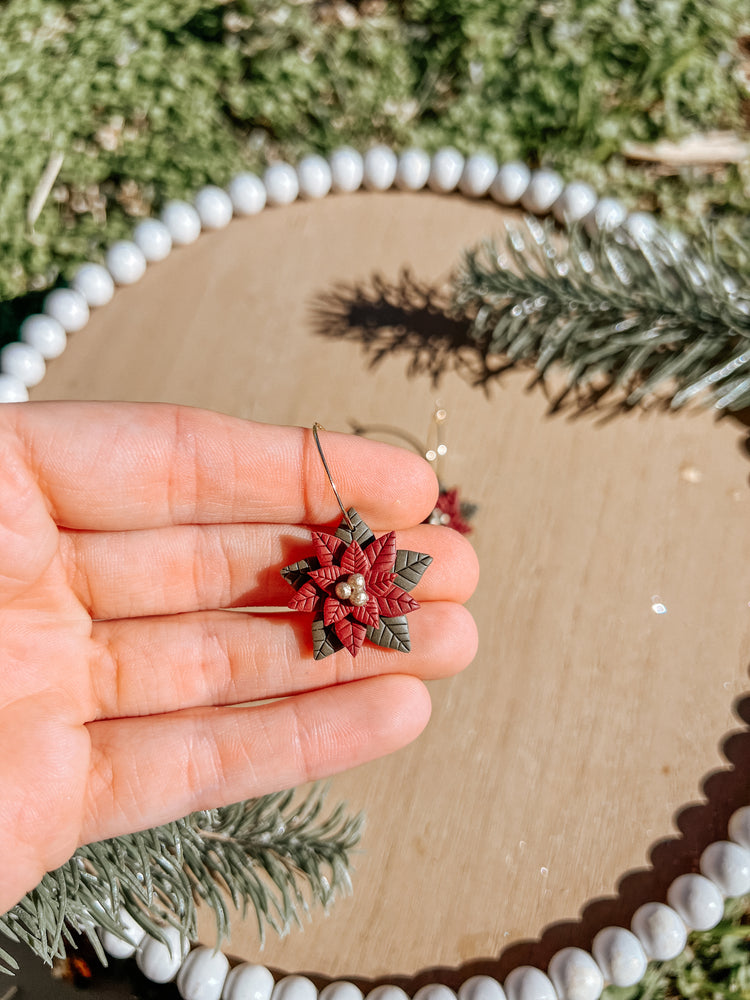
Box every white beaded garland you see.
[0,341,45,387]
[72,262,115,307]
[458,153,498,198]
[106,240,147,285]
[630,902,687,961]
[20,314,66,359]
[177,946,230,1000]
[700,839,750,897]
[271,975,318,1000]
[489,162,531,205]
[43,287,90,332]
[591,926,647,988]
[329,147,364,193]
[362,145,398,191]
[413,985,457,1000]
[161,200,203,245]
[547,947,603,1000]
[0,372,29,402]
[552,182,598,226]
[520,169,565,215]
[195,186,234,230]
[428,147,465,194]
[667,872,724,930]
[622,212,657,243]
[584,197,627,237]
[728,805,750,850]
[136,925,189,983]
[458,977,507,1000]
[319,983,364,1000]
[134,218,174,262]
[228,173,267,216]
[100,908,146,959]
[222,963,275,1000]
[503,967,556,1000]
[396,148,431,191]
[297,155,333,200]
[264,163,300,207]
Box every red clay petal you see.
[312,531,344,567]
[341,540,369,577]
[324,597,350,626]
[288,580,322,613]
[366,531,397,573]
[309,565,341,592]
[335,617,367,656]
[375,586,420,618]
[351,595,380,630]
[367,571,397,597]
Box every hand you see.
[0,401,478,914]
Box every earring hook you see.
[312,423,354,530]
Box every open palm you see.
[0,402,478,915]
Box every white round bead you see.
[0,341,45,387]
[363,145,398,191]
[395,148,431,191]
[503,966,556,1000]
[414,987,456,1000]
[520,169,565,214]
[263,163,299,207]
[177,946,230,1000]
[271,976,317,1000]
[591,926,647,988]
[622,212,657,243]
[365,988,409,1000]
[584,197,627,237]
[136,925,188,983]
[458,153,498,198]
[458,976,506,1000]
[700,840,750,897]
[106,240,147,285]
[729,806,750,850]
[631,901,687,961]
[667,872,724,930]
[552,182,598,225]
[43,287,90,332]
[329,147,364,193]
[490,162,531,205]
[222,963,274,1000]
[319,984,363,1000]
[20,314,66,359]
[428,147,465,194]
[134,218,173,262]
[72,263,115,307]
[161,200,202,245]
[297,155,333,200]
[0,373,29,403]
[548,948,603,1000]
[100,908,146,959]
[228,174,267,216]
[195,186,234,230]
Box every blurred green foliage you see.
[0,0,747,300]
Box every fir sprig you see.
[0,787,362,975]
[452,219,750,411]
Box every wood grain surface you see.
[31,192,750,986]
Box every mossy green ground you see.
[1,2,749,995]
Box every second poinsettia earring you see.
[281,424,433,659]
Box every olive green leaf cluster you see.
[0,788,363,974]
[0,0,748,303]
[452,217,750,410]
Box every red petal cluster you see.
[428,488,473,534]
[288,530,419,656]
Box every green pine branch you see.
[452,218,750,411]
[0,787,363,975]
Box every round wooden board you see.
[32,192,750,985]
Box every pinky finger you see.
[81,675,431,845]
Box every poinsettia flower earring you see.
[281,424,433,659]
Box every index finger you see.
[7,401,439,531]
